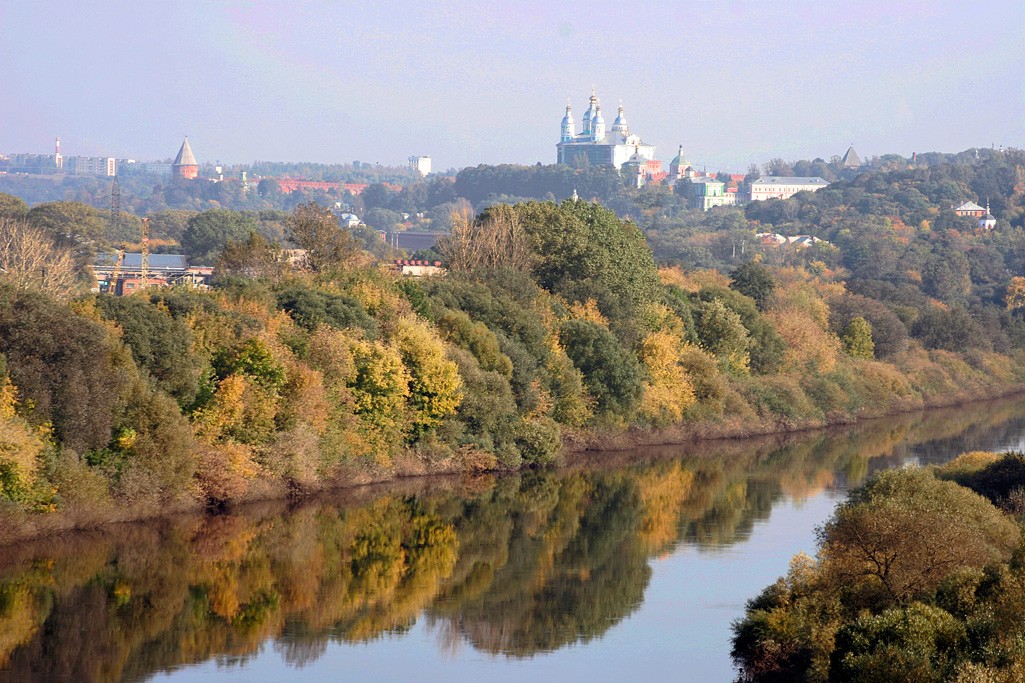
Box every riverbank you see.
[3,383,1024,548]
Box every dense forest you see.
[1,150,1025,540]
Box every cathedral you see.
[556,91,656,170]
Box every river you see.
[2,398,1025,683]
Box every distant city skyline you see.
[2,1,1022,172]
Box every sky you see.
[1,0,1023,173]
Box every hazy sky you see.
[2,1,1023,172]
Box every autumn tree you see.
[215,232,284,280]
[0,217,78,299]
[395,317,463,440]
[285,201,356,272]
[818,468,1019,605]
[1005,276,1025,311]
[438,204,532,273]
[638,330,696,425]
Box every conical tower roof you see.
[841,144,861,168]
[174,137,197,166]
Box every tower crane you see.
[140,217,150,290]
[107,247,126,294]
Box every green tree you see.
[695,299,751,375]
[363,207,403,232]
[0,193,29,218]
[181,209,257,265]
[729,260,775,310]
[513,201,660,315]
[95,294,205,406]
[25,201,106,259]
[146,209,197,242]
[842,316,875,359]
[559,318,642,416]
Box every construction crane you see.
[107,247,126,294]
[140,217,150,290]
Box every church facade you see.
[556,91,655,170]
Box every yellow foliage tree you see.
[0,375,46,502]
[395,317,463,439]
[1005,276,1025,310]
[638,330,697,425]
[769,307,841,374]
[348,338,410,440]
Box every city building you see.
[173,137,198,179]
[756,232,831,248]
[119,160,173,177]
[64,156,116,176]
[409,155,432,176]
[953,201,986,218]
[749,176,829,202]
[393,259,445,277]
[557,91,655,170]
[621,150,666,188]
[3,138,62,174]
[679,176,734,211]
[338,213,361,229]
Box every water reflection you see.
[1,398,1024,682]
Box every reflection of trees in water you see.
[0,398,1024,681]
[430,474,650,656]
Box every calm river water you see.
[3,398,1025,683]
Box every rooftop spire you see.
[174,136,197,166]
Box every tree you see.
[395,317,463,440]
[1005,276,1025,310]
[94,294,205,406]
[215,232,284,280]
[146,209,197,242]
[0,217,78,299]
[513,200,660,314]
[842,317,875,359]
[818,468,1019,604]
[438,204,532,273]
[257,178,282,199]
[363,207,403,232]
[181,209,257,264]
[729,260,775,310]
[560,318,642,415]
[0,193,28,219]
[695,298,751,375]
[25,201,106,259]
[0,286,129,453]
[285,201,356,272]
